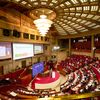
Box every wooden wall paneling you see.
[0,66,3,75]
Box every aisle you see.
[54,73,68,92]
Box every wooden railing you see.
[1,91,99,100]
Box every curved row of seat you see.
[0,82,64,99]
[57,55,93,74]
[0,55,100,99]
[89,60,100,82]
[59,55,100,95]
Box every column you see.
[69,38,71,56]
[91,34,95,57]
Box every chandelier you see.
[29,8,56,36]
[34,15,53,36]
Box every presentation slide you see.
[34,44,43,54]
[32,62,44,77]
[0,42,12,60]
[13,43,34,60]
[0,46,6,56]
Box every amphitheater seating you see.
[89,61,100,82]
[57,55,93,75]
[60,63,99,95]
[0,69,24,80]
[59,55,99,95]
[0,55,100,99]
[19,74,32,86]
[18,68,32,86]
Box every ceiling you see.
[0,0,100,37]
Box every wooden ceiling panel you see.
[0,0,100,37]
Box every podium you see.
[51,71,55,78]
[31,71,60,89]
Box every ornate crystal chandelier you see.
[34,15,53,36]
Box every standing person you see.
[51,55,57,69]
[49,60,54,77]
[49,60,54,70]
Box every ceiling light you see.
[34,15,53,36]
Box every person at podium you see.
[49,60,54,70]
[47,60,54,78]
